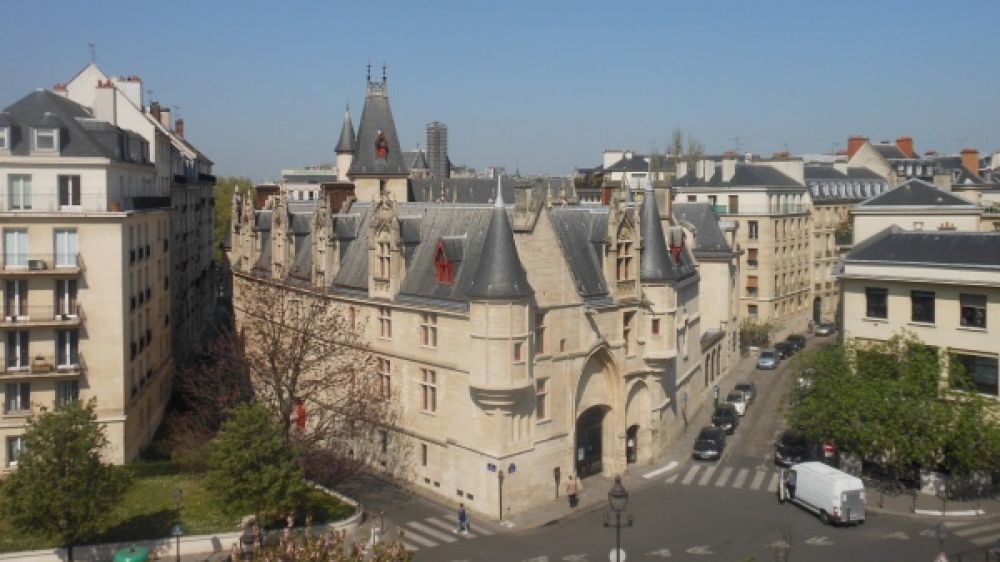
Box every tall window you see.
[6,436,24,467]
[7,175,31,210]
[58,175,81,208]
[4,382,30,414]
[623,311,635,355]
[536,378,548,420]
[746,275,759,297]
[420,313,437,348]
[728,195,739,214]
[377,358,391,399]
[54,229,78,267]
[420,369,437,413]
[865,287,888,319]
[616,233,633,282]
[747,304,758,320]
[747,221,758,240]
[5,331,28,370]
[421,443,428,466]
[56,279,78,317]
[56,330,79,367]
[4,280,27,319]
[3,229,28,268]
[378,306,392,339]
[377,241,391,279]
[960,294,987,329]
[747,248,758,268]
[911,290,935,324]
[535,311,546,355]
[55,380,79,408]
[513,340,524,362]
[651,318,661,336]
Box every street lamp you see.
[603,476,633,562]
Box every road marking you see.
[750,470,766,490]
[954,521,1000,537]
[944,521,971,528]
[767,472,780,492]
[424,516,478,538]
[401,529,438,548]
[697,465,717,486]
[883,531,909,540]
[406,521,456,543]
[972,532,1000,546]
[681,464,702,485]
[562,555,587,561]
[732,468,750,489]
[643,461,679,479]
[805,536,833,546]
[646,548,671,557]
[665,472,679,484]
[686,545,714,555]
[715,466,733,487]
[402,540,420,551]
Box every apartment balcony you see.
[0,304,84,329]
[712,204,810,216]
[1,254,83,276]
[1,192,169,214]
[2,352,86,379]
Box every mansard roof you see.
[857,178,976,208]
[409,177,575,204]
[347,80,407,177]
[672,202,731,254]
[845,227,1000,270]
[674,164,802,189]
[872,143,909,160]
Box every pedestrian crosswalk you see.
[382,514,493,553]
[946,520,1000,547]
[665,463,783,495]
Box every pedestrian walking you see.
[456,503,469,534]
[565,475,579,508]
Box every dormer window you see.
[615,228,634,282]
[433,241,454,285]
[0,127,9,151]
[33,128,58,153]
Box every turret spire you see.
[494,175,504,208]
[639,181,676,282]
[469,175,532,299]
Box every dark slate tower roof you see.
[347,73,408,178]
[468,180,533,299]
[335,105,355,154]
[412,149,429,170]
[639,186,674,282]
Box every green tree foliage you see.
[240,527,412,561]
[214,176,253,262]
[739,320,778,348]
[207,402,309,521]
[0,400,130,559]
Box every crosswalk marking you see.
[715,467,733,487]
[954,521,1000,537]
[750,470,766,490]
[424,516,478,538]
[767,472,780,492]
[402,541,419,551]
[401,528,437,548]
[405,521,457,543]
[972,532,1000,546]
[665,473,679,484]
[732,468,749,489]
[698,465,717,486]
[944,521,970,528]
[682,465,702,485]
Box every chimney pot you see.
[175,118,185,139]
[847,135,868,159]
[896,136,914,158]
[961,148,980,177]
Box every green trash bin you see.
[113,546,151,562]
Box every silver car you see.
[814,322,836,336]
[757,349,779,370]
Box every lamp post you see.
[172,488,183,562]
[603,476,633,562]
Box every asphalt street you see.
[346,337,1000,561]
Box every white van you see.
[778,461,866,525]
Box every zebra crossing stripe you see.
[402,541,420,551]
[681,465,701,485]
[715,467,733,487]
[971,532,1000,546]
[424,516,478,538]
[749,470,766,490]
[944,521,970,528]
[732,468,750,489]
[665,472,679,484]
[405,521,457,543]
[767,472,780,492]
[698,465,717,486]
[954,521,1000,537]
[400,528,437,548]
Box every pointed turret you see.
[468,177,533,299]
[639,180,674,282]
[335,104,355,154]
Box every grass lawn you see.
[0,464,353,554]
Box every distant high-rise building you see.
[426,121,449,179]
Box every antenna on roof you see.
[382,61,387,82]
[88,43,97,63]
[495,175,504,208]
[366,61,372,82]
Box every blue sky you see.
[3,1,997,180]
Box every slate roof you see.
[549,208,610,299]
[335,107,355,154]
[672,203,731,254]
[409,177,575,204]
[2,89,149,163]
[845,226,1000,269]
[872,144,909,160]
[674,164,802,189]
[605,156,649,173]
[639,188,675,282]
[804,165,889,202]
[857,179,976,208]
[468,198,533,299]
[347,81,407,177]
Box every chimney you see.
[961,148,980,177]
[52,83,68,97]
[175,118,185,140]
[721,155,737,183]
[149,101,161,123]
[159,107,172,129]
[93,80,117,125]
[847,135,868,159]
[896,136,914,158]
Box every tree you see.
[739,320,778,348]
[0,400,130,561]
[668,128,684,163]
[685,135,705,171]
[208,402,309,523]
[237,526,412,561]
[214,176,253,262]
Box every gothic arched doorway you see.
[575,406,608,478]
[626,424,639,464]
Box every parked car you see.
[692,426,727,461]
[814,322,837,336]
[774,430,814,467]
[786,334,807,351]
[725,391,748,416]
[774,341,794,360]
[778,462,866,526]
[734,381,757,405]
[712,403,740,434]
[756,349,779,370]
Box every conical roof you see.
[639,184,674,282]
[412,149,429,170]
[347,79,407,177]
[335,106,355,154]
[468,180,533,299]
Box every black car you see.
[785,334,807,351]
[774,341,794,360]
[692,426,727,461]
[712,403,740,434]
[734,381,757,404]
[774,430,812,466]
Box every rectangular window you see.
[747,248,758,268]
[56,330,79,367]
[3,229,28,268]
[6,436,24,467]
[4,382,30,414]
[54,229,78,267]
[535,312,546,355]
[377,242,391,279]
[0,127,8,151]
[747,221,758,240]
[33,128,57,152]
[421,443,428,466]
[58,175,81,208]
[536,378,548,420]
[748,304,758,320]
[7,175,32,210]
[378,358,391,399]
[651,318,661,336]
[5,331,28,370]
[686,195,696,202]
[952,354,999,396]
[616,240,632,281]
[865,287,888,319]
[513,340,524,362]
[55,380,79,408]
[623,311,635,355]
[420,313,437,348]
[911,290,935,324]
[420,369,437,413]
[728,195,739,214]
[960,294,987,329]
[378,306,392,339]
[56,279,78,317]
[4,280,27,319]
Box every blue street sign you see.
[508,463,516,474]
[487,463,497,472]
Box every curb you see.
[867,504,993,521]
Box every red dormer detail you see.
[375,130,389,159]
[669,229,686,265]
[434,240,454,285]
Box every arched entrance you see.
[576,406,608,477]
[626,425,639,464]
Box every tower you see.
[335,104,355,179]
[426,121,449,179]
[347,65,408,201]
